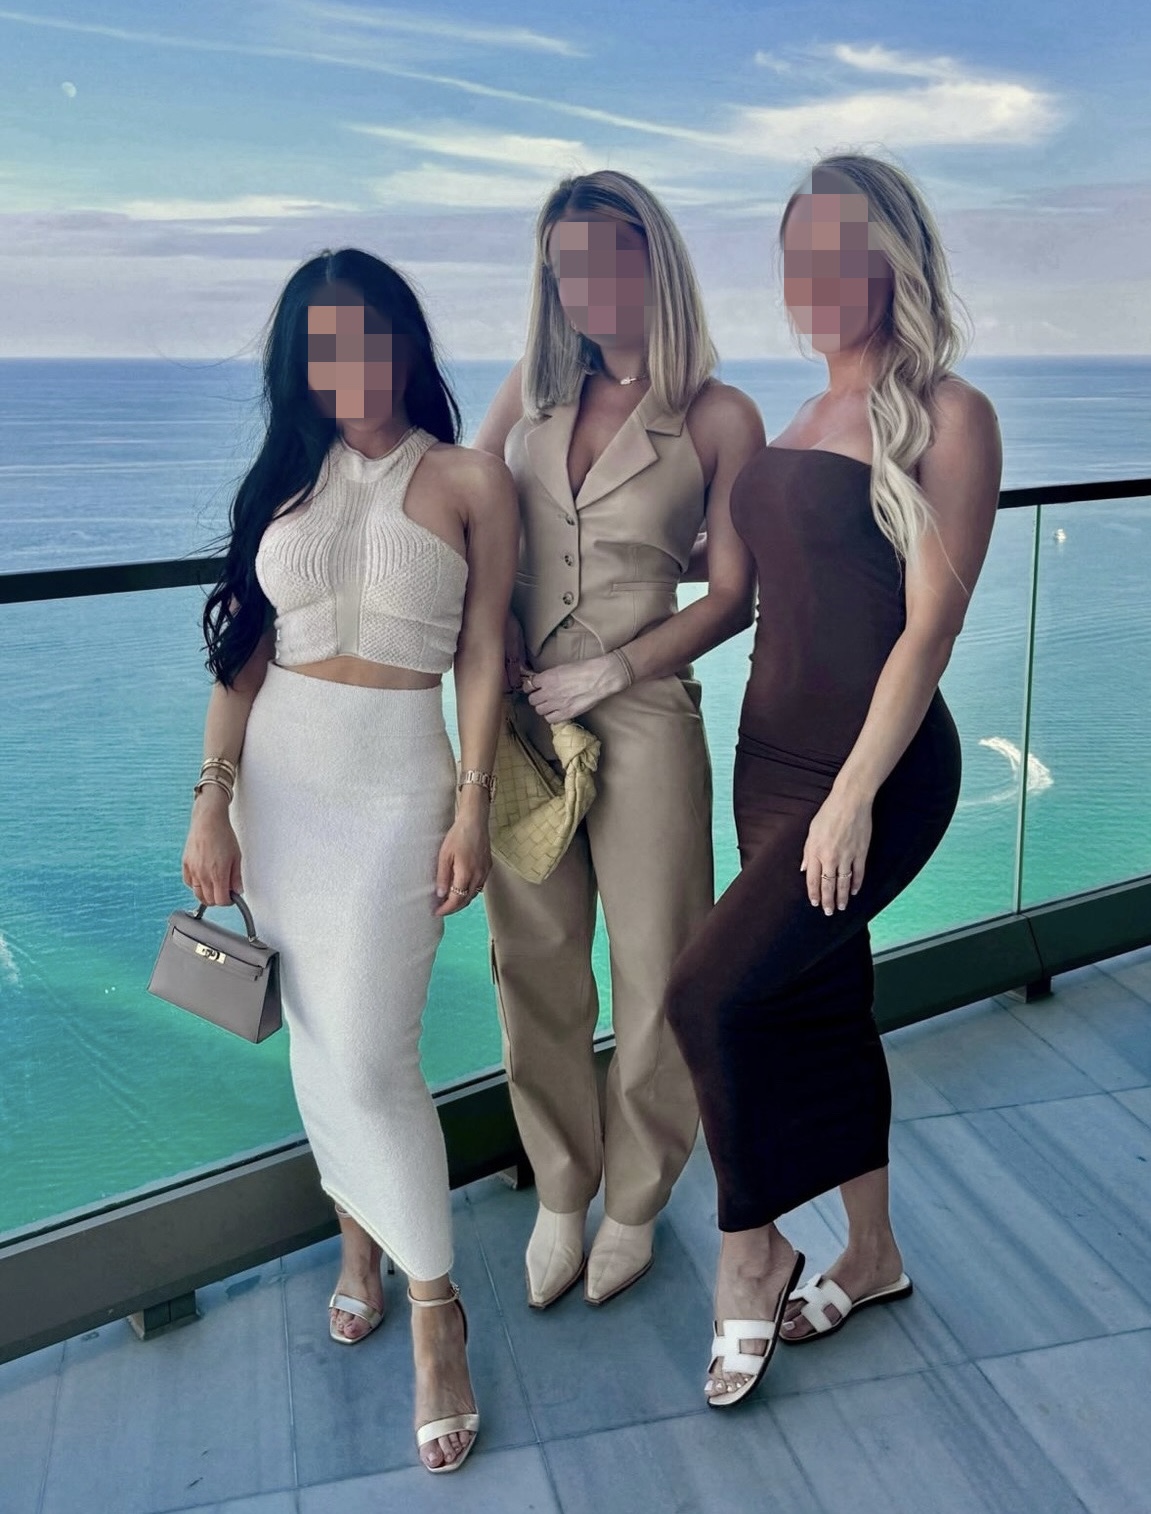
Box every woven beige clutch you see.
[490,698,601,884]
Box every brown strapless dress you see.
[666,447,961,1230]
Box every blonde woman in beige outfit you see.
[475,171,764,1307]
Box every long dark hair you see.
[203,248,462,686]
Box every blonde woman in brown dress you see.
[664,155,1002,1406]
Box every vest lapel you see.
[574,387,685,510]
[523,403,578,515]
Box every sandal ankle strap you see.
[407,1281,460,1309]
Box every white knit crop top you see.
[255,428,468,675]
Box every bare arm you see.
[621,384,763,679]
[472,359,528,687]
[680,528,710,583]
[182,627,274,907]
[802,379,1002,911]
[473,357,525,457]
[525,383,763,723]
[434,450,519,914]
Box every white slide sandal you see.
[782,1270,913,1344]
[706,1250,805,1408]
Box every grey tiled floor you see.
[5,950,1151,1514]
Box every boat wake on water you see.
[957,736,1054,809]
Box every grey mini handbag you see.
[148,892,281,1042]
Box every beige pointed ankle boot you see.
[525,1203,588,1309]
[584,1217,656,1305]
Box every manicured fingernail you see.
[436,888,446,899]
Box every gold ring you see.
[821,872,835,880]
[449,886,469,897]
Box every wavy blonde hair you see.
[782,153,968,560]
[523,170,717,417]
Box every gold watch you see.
[458,768,498,799]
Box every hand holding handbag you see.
[147,891,281,1043]
[489,696,601,884]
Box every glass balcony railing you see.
[1,479,1149,1247]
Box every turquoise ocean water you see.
[0,357,1149,1233]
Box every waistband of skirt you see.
[260,661,447,736]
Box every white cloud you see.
[725,79,1059,158]
[348,123,587,172]
[114,195,356,221]
[61,80,76,97]
[830,44,963,80]
[305,3,586,57]
[372,165,556,210]
[753,51,792,74]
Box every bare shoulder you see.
[687,379,764,437]
[930,375,999,448]
[686,381,766,484]
[426,442,517,518]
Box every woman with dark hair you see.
[182,249,517,1472]
[663,155,1001,1407]
[475,172,764,1309]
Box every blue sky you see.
[2,0,1149,355]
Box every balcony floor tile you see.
[1009,963,1151,1085]
[769,1362,1088,1514]
[979,1329,1151,1514]
[543,1406,825,1514]
[887,1111,1151,1359]
[169,1494,298,1514]
[296,1446,559,1513]
[0,1341,63,1514]
[883,997,1101,1111]
[1097,942,1151,1003]
[964,1092,1151,1307]
[40,1262,291,1514]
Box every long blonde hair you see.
[523,170,717,417]
[782,153,968,560]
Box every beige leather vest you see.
[505,385,707,658]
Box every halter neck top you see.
[255,428,469,675]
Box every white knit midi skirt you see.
[233,662,457,1280]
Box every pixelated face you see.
[306,293,405,423]
[782,175,892,354]
[547,213,652,346]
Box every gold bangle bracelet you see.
[200,758,238,779]
[611,647,636,687]
[193,776,234,802]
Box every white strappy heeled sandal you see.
[410,1283,481,1474]
[783,1269,913,1343]
[328,1202,393,1344]
[706,1250,805,1409]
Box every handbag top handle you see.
[190,890,263,945]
